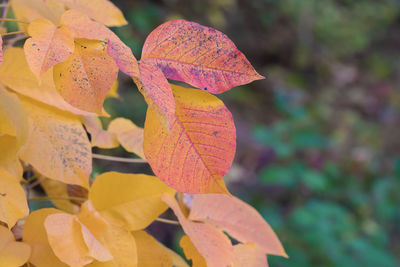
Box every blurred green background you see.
[97,0,400,266]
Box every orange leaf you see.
[162,194,233,267]
[232,243,269,267]
[136,61,175,130]
[24,18,74,79]
[108,118,145,159]
[60,10,139,78]
[189,194,287,257]
[0,48,99,116]
[19,98,91,188]
[141,19,264,93]
[55,0,127,27]
[53,39,118,114]
[83,116,119,149]
[144,84,235,193]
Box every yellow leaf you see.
[24,18,74,79]
[179,235,206,267]
[0,86,28,148]
[11,0,66,26]
[56,0,127,26]
[39,177,80,213]
[22,208,68,267]
[83,116,118,149]
[0,169,29,228]
[166,247,190,267]
[108,118,145,159]
[0,87,28,178]
[106,80,119,99]
[0,225,31,267]
[53,39,118,114]
[132,231,172,267]
[19,98,91,188]
[89,172,175,231]
[87,224,137,267]
[232,243,268,267]
[44,213,94,267]
[162,194,233,267]
[0,48,99,116]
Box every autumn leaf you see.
[23,208,68,267]
[87,224,137,267]
[0,169,29,228]
[56,0,127,26]
[162,194,233,267]
[167,247,190,267]
[144,84,235,193]
[136,61,175,130]
[141,19,264,93]
[44,211,113,267]
[189,194,287,257]
[53,39,118,114]
[89,172,175,231]
[132,230,173,266]
[11,0,66,26]
[19,97,92,189]
[0,225,31,267]
[0,48,99,116]
[83,116,119,149]
[60,10,139,78]
[232,243,269,267]
[24,18,74,79]
[180,235,207,267]
[0,35,2,66]
[108,118,145,159]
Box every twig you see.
[28,196,87,202]
[154,217,180,225]
[2,30,25,36]
[92,153,147,163]
[0,18,29,24]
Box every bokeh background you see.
[95,0,400,266]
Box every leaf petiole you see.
[92,153,147,163]
[154,217,180,226]
[28,196,87,202]
[1,30,25,36]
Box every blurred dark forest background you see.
[94,0,400,266]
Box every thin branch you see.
[92,153,147,163]
[0,18,29,24]
[154,217,180,226]
[2,30,25,36]
[28,196,87,202]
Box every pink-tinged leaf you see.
[60,10,139,78]
[53,39,118,114]
[136,61,175,130]
[141,19,264,93]
[189,194,287,257]
[24,18,74,79]
[232,243,269,267]
[162,194,233,267]
[144,84,236,193]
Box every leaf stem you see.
[155,217,180,225]
[92,153,147,163]
[1,30,25,36]
[0,18,29,24]
[28,196,87,202]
